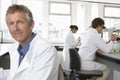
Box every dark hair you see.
[70,25,78,30]
[91,17,105,28]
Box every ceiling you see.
[68,0,120,5]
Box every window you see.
[104,18,120,29]
[49,2,71,42]
[50,2,71,15]
[103,6,120,41]
[104,6,120,18]
[0,0,12,42]
[104,6,120,29]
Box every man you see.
[78,17,117,80]
[5,4,60,80]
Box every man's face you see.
[6,11,34,46]
[97,25,105,33]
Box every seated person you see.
[1,4,60,80]
[78,17,117,80]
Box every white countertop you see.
[102,52,120,60]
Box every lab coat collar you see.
[89,28,99,34]
[16,36,36,73]
[16,33,36,72]
[16,39,37,73]
[10,34,41,74]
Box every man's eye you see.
[18,21,24,24]
[7,22,14,26]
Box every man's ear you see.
[30,20,35,30]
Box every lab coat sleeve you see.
[29,46,60,80]
[92,33,113,53]
[0,68,9,80]
[0,68,4,80]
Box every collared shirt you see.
[17,33,36,65]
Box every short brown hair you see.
[91,17,105,29]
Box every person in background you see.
[4,4,60,80]
[78,17,117,80]
[62,25,80,70]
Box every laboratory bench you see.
[96,52,120,80]
[96,52,120,64]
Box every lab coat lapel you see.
[17,50,33,73]
[9,46,19,79]
[16,35,36,73]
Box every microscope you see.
[110,29,120,53]
[102,27,120,53]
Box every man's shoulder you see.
[32,33,52,46]
[30,33,55,51]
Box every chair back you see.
[69,48,80,71]
[69,48,103,80]
[0,52,10,69]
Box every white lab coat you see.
[62,31,78,70]
[7,33,60,80]
[78,28,114,71]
